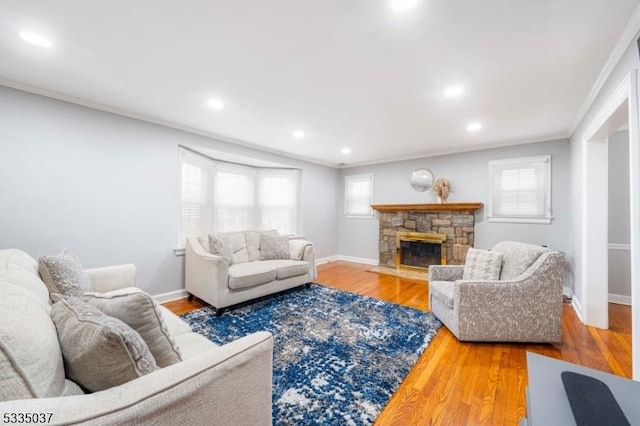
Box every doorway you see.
[581,70,640,379]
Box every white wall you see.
[0,86,339,297]
[570,40,640,307]
[609,129,632,300]
[337,139,573,286]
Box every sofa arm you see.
[185,237,230,306]
[428,265,464,282]
[289,240,316,280]
[0,331,274,426]
[86,264,136,293]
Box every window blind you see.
[179,147,300,245]
[345,174,374,218]
[488,155,551,223]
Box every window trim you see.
[344,173,374,219]
[487,155,552,224]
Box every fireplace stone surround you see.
[371,203,483,269]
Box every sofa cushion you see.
[174,333,218,360]
[83,288,182,368]
[245,231,261,262]
[228,262,277,289]
[260,259,309,279]
[0,285,81,401]
[260,234,290,260]
[0,249,50,308]
[429,281,454,309]
[158,305,193,336]
[492,241,550,280]
[51,295,159,392]
[462,248,503,281]
[38,250,92,298]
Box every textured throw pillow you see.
[260,233,290,260]
[38,250,92,298]
[83,288,182,368]
[50,294,159,392]
[462,248,503,281]
[208,235,227,258]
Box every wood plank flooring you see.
[164,260,632,425]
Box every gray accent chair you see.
[428,241,565,343]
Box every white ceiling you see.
[1,1,639,167]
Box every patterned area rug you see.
[181,284,442,425]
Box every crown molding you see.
[570,3,640,135]
[0,79,337,169]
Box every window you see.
[344,173,374,218]
[488,155,552,224]
[179,148,299,245]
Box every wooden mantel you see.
[371,202,483,213]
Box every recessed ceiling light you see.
[390,0,418,11]
[207,98,224,110]
[444,85,464,98]
[341,148,351,155]
[19,31,52,48]
[292,130,305,139]
[467,122,483,132]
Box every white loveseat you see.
[0,249,273,425]
[185,231,316,314]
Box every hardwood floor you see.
[164,260,632,425]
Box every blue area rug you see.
[181,284,441,425]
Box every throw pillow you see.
[83,288,182,368]
[50,294,158,392]
[462,248,503,281]
[260,233,290,260]
[210,233,233,264]
[38,250,92,298]
[208,234,227,259]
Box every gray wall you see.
[338,139,573,283]
[0,86,339,296]
[608,129,631,298]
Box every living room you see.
[1,1,640,425]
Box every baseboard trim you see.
[335,255,379,266]
[563,286,573,297]
[315,255,338,265]
[154,289,188,304]
[571,297,585,324]
[609,293,632,305]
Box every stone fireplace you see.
[372,203,483,270]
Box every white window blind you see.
[215,166,255,233]
[488,155,552,224]
[345,173,374,218]
[179,148,300,245]
[180,150,215,243]
[258,169,298,234]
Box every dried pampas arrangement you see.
[433,178,450,203]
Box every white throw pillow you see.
[51,295,159,392]
[83,288,182,368]
[462,248,503,281]
[38,250,92,298]
[260,234,290,260]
